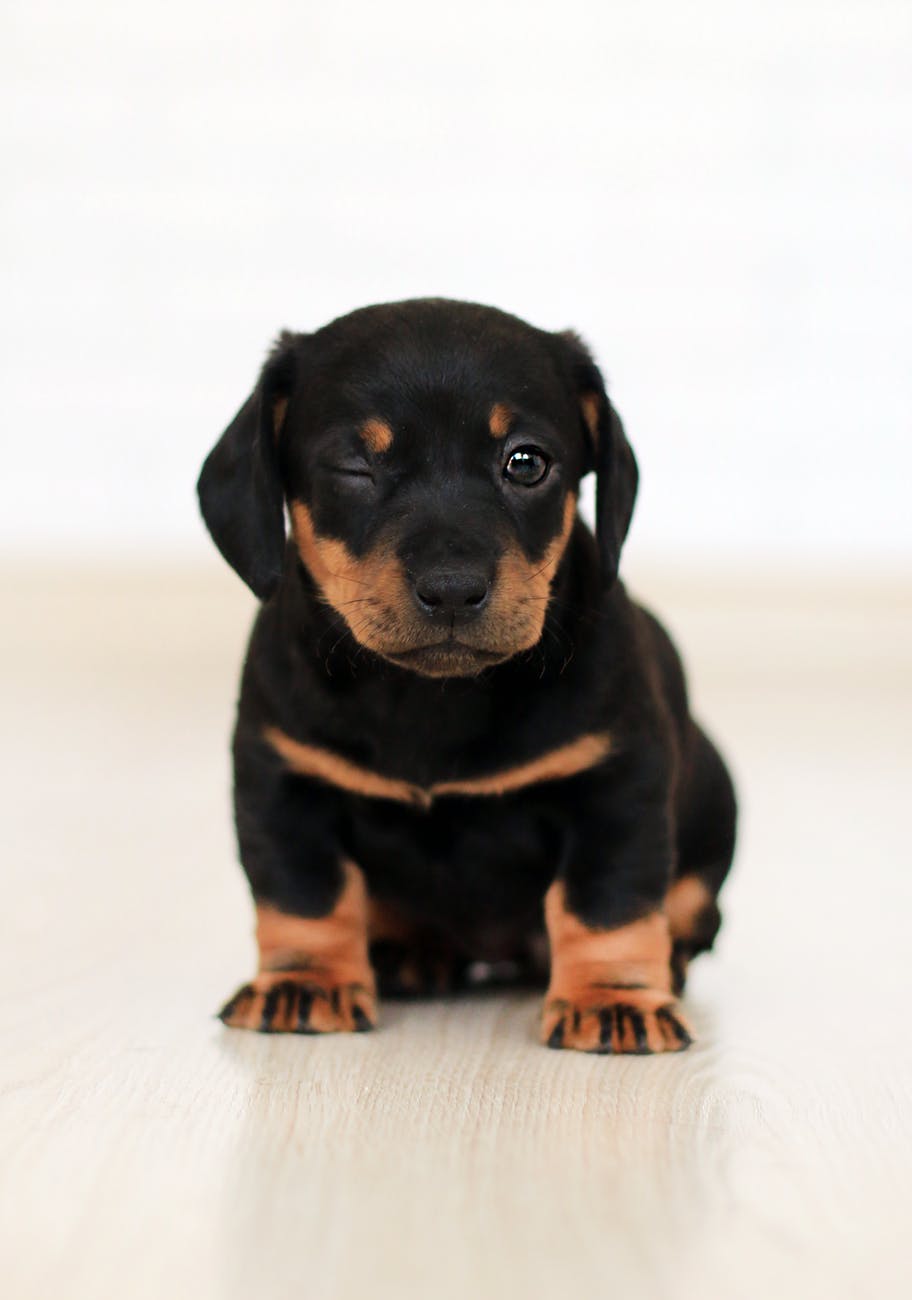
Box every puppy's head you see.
[198,300,637,678]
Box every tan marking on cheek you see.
[550,492,577,569]
[488,402,514,438]
[433,732,610,799]
[264,726,430,808]
[289,501,411,647]
[359,418,393,454]
[487,492,577,652]
[665,874,715,943]
[580,393,600,440]
[544,882,673,997]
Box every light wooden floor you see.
[2,564,911,1300]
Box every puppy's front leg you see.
[218,735,376,1035]
[542,761,692,1054]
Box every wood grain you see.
[1,563,910,1300]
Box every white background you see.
[3,0,910,572]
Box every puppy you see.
[198,299,736,1053]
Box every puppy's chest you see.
[272,703,611,811]
[358,695,492,788]
[306,672,609,796]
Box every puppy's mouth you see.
[382,639,510,678]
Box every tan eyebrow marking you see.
[488,403,514,439]
[359,418,394,454]
[264,727,611,806]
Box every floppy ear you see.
[197,333,299,600]
[556,330,639,586]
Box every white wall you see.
[3,0,910,570]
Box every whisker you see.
[322,567,372,589]
[524,553,560,583]
[334,596,381,611]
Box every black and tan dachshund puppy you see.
[197,299,736,1053]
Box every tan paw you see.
[541,985,693,1054]
[218,971,376,1034]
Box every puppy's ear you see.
[197,333,300,600]
[556,330,638,586]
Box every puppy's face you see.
[282,305,587,676]
[198,300,637,678]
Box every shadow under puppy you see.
[198,299,736,1053]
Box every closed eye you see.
[322,458,375,480]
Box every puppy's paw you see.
[218,971,376,1034]
[541,985,693,1054]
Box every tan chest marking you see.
[264,726,431,807]
[431,732,611,799]
[263,726,611,807]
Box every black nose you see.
[413,567,491,622]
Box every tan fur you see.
[289,494,578,673]
[488,402,514,438]
[290,501,410,650]
[545,882,673,995]
[256,860,372,982]
[541,882,693,1053]
[665,873,714,944]
[263,726,431,808]
[264,725,610,807]
[219,860,377,1034]
[433,732,611,799]
[580,392,599,440]
[359,418,394,454]
[488,492,577,654]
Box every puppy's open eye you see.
[504,446,551,487]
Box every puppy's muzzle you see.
[411,564,492,625]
